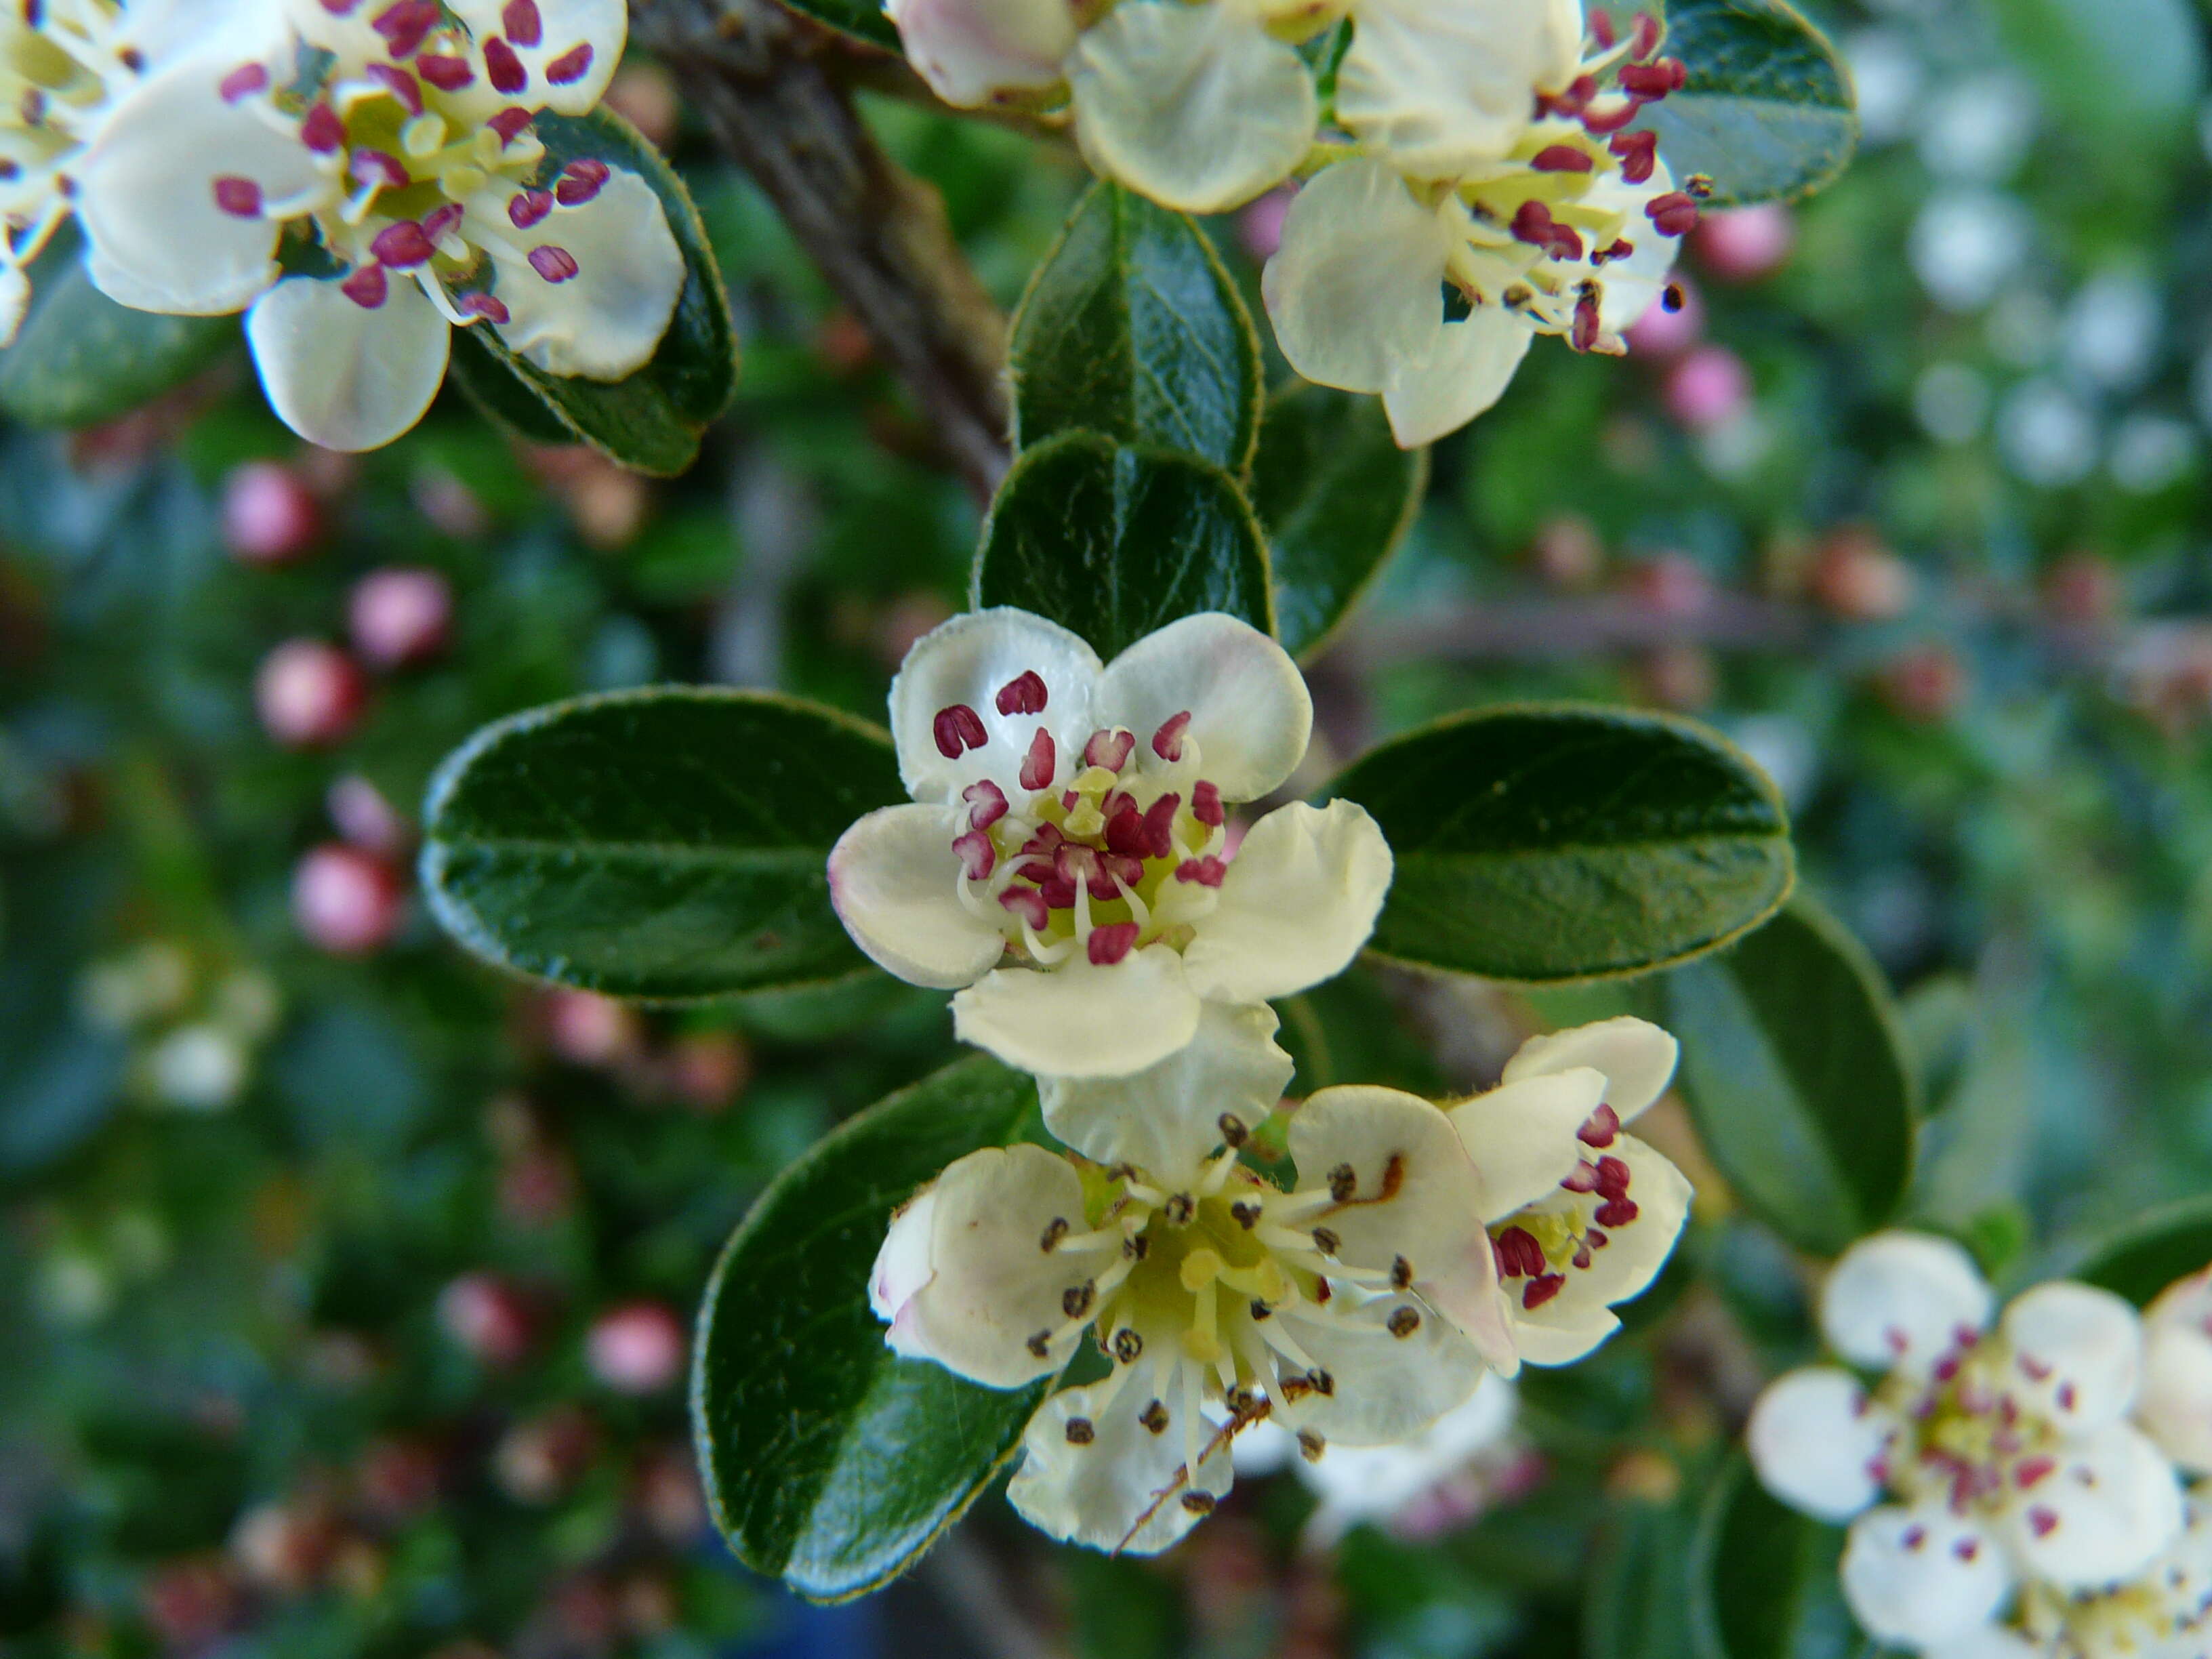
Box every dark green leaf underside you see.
[420,689,902,1000]
[1326,705,1793,982]
[692,1054,1048,1600]
[1689,1455,1857,1659]
[771,0,901,52]
[2075,1196,2212,1306]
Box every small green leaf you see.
[446,325,581,445]
[692,1054,1049,1600]
[2074,1197,2212,1307]
[1639,0,1858,207]
[1250,383,1427,660]
[1664,899,1916,1258]
[1689,1454,1858,1659]
[420,688,903,1000]
[769,0,901,52]
[1326,705,1793,983]
[1010,182,1262,475]
[973,432,1276,659]
[0,229,234,428]
[462,107,737,476]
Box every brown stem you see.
[628,0,1013,501]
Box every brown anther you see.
[1064,1417,1095,1445]
[1164,1194,1194,1226]
[1311,1368,1335,1396]
[1225,1385,1262,1418]
[1311,1227,1340,1255]
[1391,1256,1413,1290]
[1249,1299,1272,1321]
[1685,172,1716,199]
[1026,1330,1052,1359]
[1230,1202,1261,1231]
[1113,1328,1143,1364]
[1279,1374,1313,1401]
[1062,1282,1094,1319]
[1297,1431,1326,1462]
[1328,1164,1357,1202]
[1179,1492,1216,1515]
[1139,1399,1170,1434]
[1040,1217,1069,1252]
[1388,1306,1422,1338]
[1217,1113,1248,1148]
[1124,1235,1149,1261]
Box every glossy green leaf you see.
[1010,182,1262,475]
[973,432,1276,658]
[1664,899,1915,1258]
[1252,384,1427,660]
[1639,0,1858,207]
[462,107,737,476]
[1587,1496,1699,1659]
[768,0,901,52]
[0,229,234,428]
[692,1054,1049,1601]
[2074,1196,2212,1307]
[1689,1455,1858,1659]
[420,689,903,1000]
[446,325,580,446]
[1326,705,1793,982]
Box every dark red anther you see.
[1512,200,1584,261]
[1174,857,1225,887]
[555,158,609,207]
[2014,1456,2055,1489]
[1036,874,1077,911]
[489,106,535,144]
[2057,1381,2078,1413]
[371,0,439,56]
[1088,922,1141,967]
[529,245,579,283]
[996,670,1048,716]
[1580,98,1642,134]
[352,149,409,190]
[371,220,435,268]
[501,0,543,44]
[301,102,344,152]
[1000,887,1048,931]
[1577,1103,1620,1148]
[1647,192,1700,237]
[1019,728,1055,792]
[212,176,262,218]
[1610,129,1658,183]
[459,292,509,323]
[340,263,389,309]
[1595,239,1634,265]
[1593,1155,1632,1199]
[365,61,423,116]
[1561,1162,1601,1193]
[1902,1525,1927,1551]
[1572,291,1602,353]
[508,188,553,229]
[1532,144,1595,173]
[1543,73,1597,117]
[952,830,996,880]
[484,35,528,95]
[1953,1538,1980,1563]
[424,204,464,243]
[1595,1197,1640,1227]
[220,63,268,102]
[1141,794,1181,857]
[1589,9,1616,47]
[2028,1508,2058,1539]
[1619,58,1686,99]
[1585,1227,1608,1248]
[416,53,474,90]
[545,43,593,85]
[1523,1274,1566,1309]
[1494,1226,1545,1278]
[932,703,987,760]
[1191,780,1223,827]
[1151,710,1192,762]
[964,779,1008,829]
[1104,807,1149,859]
[1629,12,1663,59]
[1021,823,1063,858]
[1084,729,1134,772]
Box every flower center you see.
[0,0,144,304]
[1490,1102,1635,1311]
[1875,1337,2075,1530]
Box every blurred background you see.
[4,0,2211,1653]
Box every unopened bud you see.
[293,844,404,954]
[586,1301,688,1395]
[222,460,323,565]
[256,640,366,747]
[348,567,451,669]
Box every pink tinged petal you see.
[869,1186,939,1336]
[1999,1280,2143,1434]
[1840,1507,2010,1650]
[1820,1231,1993,1378]
[883,0,1077,109]
[951,945,1202,1080]
[827,804,1006,991]
[1094,615,1312,801]
[1008,1376,1235,1557]
[1179,800,1393,1004]
[888,609,1103,803]
[1746,1368,1891,1523]
[2140,1271,2212,1475]
[245,274,450,452]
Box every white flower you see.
[870,1002,1512,1555]
[76,0,683,450]
[1747,1233,2192,1658]
[1449,1017,1694,1365]
[1263,12,1697,447]
[2139,1266,2212,1478]
[827,607,1392,1080]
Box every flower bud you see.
[586,1301,689,1395]
[327,773,411,857]
[1693,204,1796,283]
[1663,345,1752,432]
[543,989,644,1067]
[348,567,452,670]
[222,461,323,566]
[292,844,405,955]
[1624,276,1703,359]
[1809,527,1916,623]
[1880,647,1967,723]
[255,640,366,748]
[436,1271,534,1366]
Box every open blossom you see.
[827,607,1392,1080]
[1747,1233,2205,1658]
[2139,1267,2212,1479]
[871,1003,1519,1555]
[75,0,684,451]
[1264,4,1696,447]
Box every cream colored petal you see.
[1841,1506,2010,1650]
[1180,801,1393,1004]
[489,170,684,381]
[1447,1068,1607,1223]
[827,804,1008,990]
[1502,1016,1681,1124]
[952,945,1202,1079]
[1008,1372,1235,1554]
[1993,1423,2182,1591]
[887,608,1102,804]
[1999,1279,2144,1435]
[1820,1231,1992,1378]
[1091,614,1311,802]
[885,0,1077,106]
[1379,304,1533,447]
[245,276,450,452]
[1263,158,1452,395]
[1270,1293,1488,1447]
[1746,1367,1893,1523]
[1336,0,1583,176]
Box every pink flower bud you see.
[292,844,404,954]
[1662,345,1753,432]
[542,989,643,1067]
[327,774,410,855]
[1238,184,1294,263]
[1623,275,1703,359]
[1693,204,1796,285]
[587,1301,688,1395]
[222,460,323,565]
[437,1271,534,1366]
[256,640,366,747]
[348,567,451,669]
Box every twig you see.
[628,0,1013,501]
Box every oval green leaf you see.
[1010,182,1262,475]
[774,0,901,52]
[1326,704,1793,983]
[1251,383,1427,660]
[1664,899,1915,1258]
[2074,1196,2212,1307]
[973,431,1276,659]
[1689,1454,1857,1659]
[420,688,903,1000]
[462,107,737,476]
[1639,0,1858,207]
[692,1054,1050,1601]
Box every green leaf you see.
[1010,182,1262,475]
[420,688,903,1000]
[1326,704,1793,983]
[1689,1454,1859,1659]
[462,107,737,476]
[1250,384,1427,660]
[1588,1496,1699,1659]
[446,325,581,445]
[1990,0,2204,147]
[1639,0,1858,207]
[692,1054,1049,1600]
[0,229,234,428]
[1664,899,1915,1258]
[766,0,901,52]
[973,432,1276,659]
[2074,1196,2212,1307]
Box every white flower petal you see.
[884,0,1076,106]
[489,170,684,380]
[2141,1271,2212,1476]
[1747,1367,1893,1523]
[899,1144,1109,1387]
[1998,1423,2183,1591]
[871,1186,939,1358]
[1296,1376,1518,1544]
[1041,999,1292,1189]
[1841,1505,2010,1650]
[1336,0,1583,175]
[827,803,1008,990]
[1067,0,1317,213]
[2000,1280,2144,1434]
[1502,1017,1681,1125]
[1180,800,1393,1004]
[1291,1084,1510,1362]
[1091,613,1311,802]
[1379,304,1533,447]
[1008,1374,1235,1555]
[448,0,628,112]
[953,944,1202,1079]
[1822,1231,1994,1378]
[1447,1068,1608,1221]
[1263,158,1452,396]
[246,276,451,452]
[1507,1135,1691,1364]
[1591,159,1683,333]
[1271,1292,1488,1447]
[887,609,1103,803]
[79,54,322,316]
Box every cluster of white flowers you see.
[839,607,1694,1553]
[80,940,281,1112]
[5,0,683,451]
[882,0,1700,445]
[1748,1233,2212,1659]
